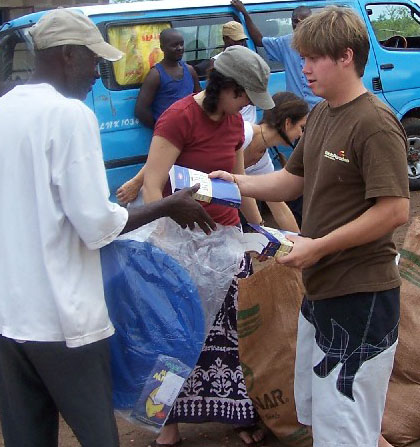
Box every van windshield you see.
[0,27,34,96]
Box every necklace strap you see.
[260,125,269,148]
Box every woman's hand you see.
[116,177,142,204]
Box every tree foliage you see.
[371,5,420,40]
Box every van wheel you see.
[402,117,420,191]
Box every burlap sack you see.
[382,218,420,447]
[238,261,312,447]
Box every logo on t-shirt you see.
[324,150,350,163]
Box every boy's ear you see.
[340,47,354,66]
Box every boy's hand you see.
[208,170,236,183]
[276,234,324,269]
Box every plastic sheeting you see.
[101,217,244,431]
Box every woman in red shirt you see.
[144,46,274,447]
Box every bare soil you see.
[1,192,419,447]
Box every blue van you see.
[1,0,420,193]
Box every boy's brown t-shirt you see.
[286,92,409,300]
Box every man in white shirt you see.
[0,9,215,447]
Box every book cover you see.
[129,354,190,430]
[243,224,297,259]
[169,165,241,208]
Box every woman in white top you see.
[242,91,309,231]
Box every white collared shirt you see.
[0,84,128,347]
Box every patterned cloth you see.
[167,254,257,425]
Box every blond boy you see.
[211,6,409,447]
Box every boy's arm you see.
[134,67,160,129]
[279,196,409,269]
[209,168,304,202]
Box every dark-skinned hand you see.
[166,184,217,235]
[231,0,247,14]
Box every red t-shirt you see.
[154,94,244,226]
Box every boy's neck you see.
[327,78,367,108]
[161,58,180,68]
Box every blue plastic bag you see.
[101,217,244,431]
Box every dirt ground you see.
[1,192,418,447]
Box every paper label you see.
[154,371,185,406]
[188,171,212,201]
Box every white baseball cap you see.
[29,9,124,62]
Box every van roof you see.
[75,0,293,17]
[0,0,314,30]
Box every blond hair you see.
[292,6,369,77]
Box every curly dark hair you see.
[260,91,309,146]
[202,68,246,114]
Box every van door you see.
[361,0,420,188]
[362,0,420,113]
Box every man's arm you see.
[188,65,202,93]
[134,67,160,129]
[231,0,263,47]
[121,185,216,235]
[209,168,304,202]
[278,196,409,269]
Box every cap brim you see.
[246,89,275,110]
[225,33,248,41]
[87,41,124,62]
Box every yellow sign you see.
[108,23,171,85]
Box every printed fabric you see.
[166,254,257,425]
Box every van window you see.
[249,9,292,72]
[367,3,420,49]
[107,23,170,86]
[248,8,322,72]
[104,16,235,86]
[0,28,34,96]
[173,15,236,77]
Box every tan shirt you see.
[286,92,409,300]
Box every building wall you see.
[1,0,109,23]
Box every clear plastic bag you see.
[101,217,244,431]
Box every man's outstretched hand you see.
[167,184,217,235]
[231,0,247,14]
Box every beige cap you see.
[222,21,248,41]
[214,45,274,110]
[29,9,124,62]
